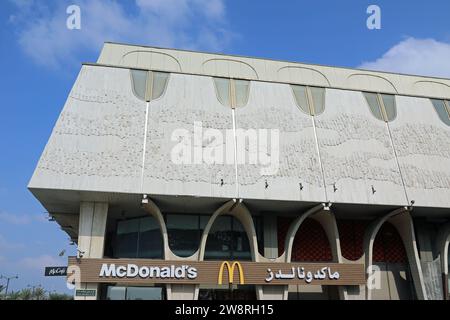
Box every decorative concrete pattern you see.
[29,66,450,209]
[235,81,325,202]
[142,73,236,198]
[389,96,450,208]
[29,66,146,193]
[315,89,407,205]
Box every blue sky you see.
[0,0,449,294]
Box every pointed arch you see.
[364,208,427,300]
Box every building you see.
[28,42,450,300]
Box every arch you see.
[436,222,450,299]
[363,207,427,300]
[142,199,238,300]
[414,80,450,98]
[284,204,342,262]
[202,58,259,79]
[282,203,346,300]
[347,73,398,93]
[198,199,259,262]
[277,66,331,87]
[120,50,182,72]
[196,199,260,299]
[141,199,170,259]
[337,220,368,261]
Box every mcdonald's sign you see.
[218,261,245,285]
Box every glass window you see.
[205,216,233,260]
[106,286,126,300]
[431,99,450,126]
[204,215,252,260]
[106,286,164,300]
[381,94,397,121]
[234,79,250,107]
[232,218,251,260]
[292,85,310,115]
[115,219,139,258]
[152,72,169,100]
[126,287,163,300]
[130,69,169,102]
[363,92,397,122]
[130,70,147,101]
[114,216,163,259]
[138,217,163,259]
[363,92,383,121]
[213,77,231,107]
[213,78,250,108]
[310,86,325,115]
[167,214,200,257]
[292,85,326,116]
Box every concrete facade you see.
[28,42,450,300]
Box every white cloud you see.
[0,211,45,225]
[359,37,450,78]
[9,0,233,69]
[19,254,64,270]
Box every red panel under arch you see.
[373,222,407,263]
[277,217,332,261]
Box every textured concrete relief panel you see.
[142,74,236,198]
[29,66,146,193]
[389,96,450,208]
[235,82,325,202]
[315,89,406,205]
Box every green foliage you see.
[48,292,73,300]
[1,287,73,300]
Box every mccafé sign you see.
[68,258,365,286]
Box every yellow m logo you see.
[218,261,245,285]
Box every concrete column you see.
[436,223,450,300]
[263,214,278,259]
[142,197,203,300]
[363,208,427,300]
[75,201,108,300]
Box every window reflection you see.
[213,77,250,108]
[114,216,163,259]
[363,92,397,122]
[204,215,252,260]
[431,99,450,126]
[291,85,325,116]
[166,214,202,257]
[106,286,165,300]
[130,69,170,102]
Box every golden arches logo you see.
[218,261,245,285]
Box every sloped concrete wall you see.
[235,81,325,202]
[388,96,450,208]
[314,89,407,205]
[29,65,146,193]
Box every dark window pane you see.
[232,218,251,260]
[115,219,139,258]
[205,216,233,260]
[167,214,200,257]
[138,217,163,259]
